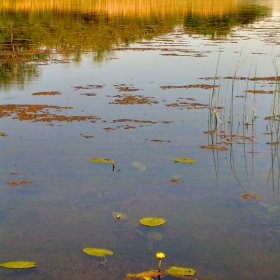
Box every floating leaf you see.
[166,266,196,276]
[139,217,166,227]
[174,158,196,164]
[83,247,113,257]
[132,161,143,168]
[148,231,163,241]
[0,261,36,269]
[268,206,278,213]
[88,158,114,164]
[259,202,270,208]
[132,161,146,171]
[0,132,5,137]
[112,212,128,220]
[139,165,146,171]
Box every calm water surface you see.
[1,1,280,279]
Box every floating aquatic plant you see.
[88,158,115,171]
[166,266,196,276]
[0,261,37,269]
[173,158,196,164]
[267,206,278,213]
[139,217,166,227]
[83,247,113,257]
[88,158,114,164]
[0,132,5,136]
[148,231,163,241]
[131,161,146,171]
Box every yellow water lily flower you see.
[156,252,166,259]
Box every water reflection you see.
[0,1,272,56]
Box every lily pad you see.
[268,206,278,213]
[139,217,166,227]
[174,158,196,164]
[148,231,163,241]
[132,161,146,171]
[166,266,196,276]
[88,158,114,164]
[83,247,113,257]
[139,165,146,171]
[0,261,37,269]
[0,132,5,137]
[112,212,128,220]
[259,202,270,208]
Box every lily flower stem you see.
[158,259,162,272]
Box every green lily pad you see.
[259,202,270,208]
[112,212,128,220]
[83,247,113,257]
[166,266,196,276]
[88,158,114,164]
[174,158,196,164]
[0,261,37,269]
[132,161,146,171]
[0,132,5,137]
[139,217,166,227]
[268,206,278,213]
[148,231,163,241]
[139,165,146,171]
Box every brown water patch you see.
[241,194,261,200]
[103,119,173,131]
[114,84,140,92]
[124,125,136,129]
[266,142,280,146]
[170,179,180,183]
[103,127,116,131]
[112,119,157,124]
[0,104,100,123]
[80,93,97,96]
[73,84,104,90]
[203,130,216,135]
[161,84,218,90]
[109,94,159,105]
[166,101,208,109]
[80,134,93,138]
[146,139,165,142]
[200,145,229,151]
[6,181,32,186]
[245,90,274,94]
[32,91,61,96]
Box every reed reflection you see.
[204,52,280,200]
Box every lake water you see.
[1,1,280,279]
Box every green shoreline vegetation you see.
[0,0,271,89]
